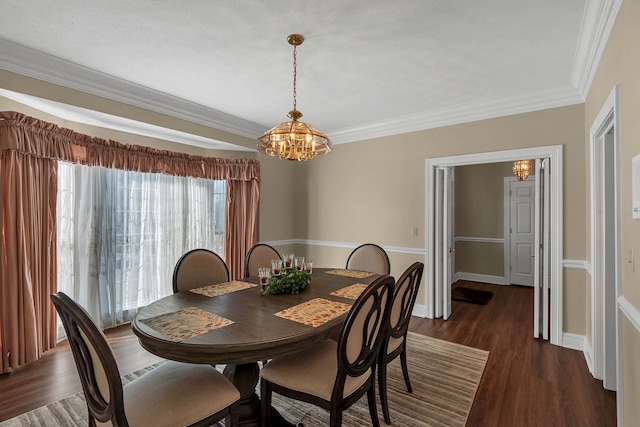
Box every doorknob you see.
[449,248,456,253]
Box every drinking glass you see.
[294,256,305,271]
[271,259,283,276]
[304,260,313,274]
[258,267,270,296]
[283,253,294,269]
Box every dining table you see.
[131,267,382,427]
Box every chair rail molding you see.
[264,239,426,256]
[619,296,640,333]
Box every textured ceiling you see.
[0,0,593,150]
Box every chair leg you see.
[260,380,272,427]
[378,359,391,424]
[228,401,239,427]
[399,348,413,393]
[329,407,343,427]
[366,382,381,427]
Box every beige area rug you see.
[1,333,488,427]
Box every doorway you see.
[425,145,563,346]
[589,85,621,401]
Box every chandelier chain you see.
[292,44,297,112]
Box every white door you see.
[509,179,535,286]
[434,166,454,320]
[533,158,550,340]
[442,167,454,320]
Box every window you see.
[56,162,226,329]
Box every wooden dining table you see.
[131,267,382,427]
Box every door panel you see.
[533,158,550,340]
[510,180,535,286]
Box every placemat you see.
[189,280,257,297]
[139,307,234,341]
[325,269,375,279]
[330,283,368,300]
[274,298,352,328]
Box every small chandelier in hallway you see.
[513,160,533,181]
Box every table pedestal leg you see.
[223,362,298,427]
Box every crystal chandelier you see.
[257,34,333,161]
[513,160,533,181]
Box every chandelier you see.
[257,34,333,161]
[513,160,533,181]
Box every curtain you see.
[225,179,259,280]
[0,111,259,372]
[57,163,228,329]
[0,149,57,373]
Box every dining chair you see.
[244,243,281,278]
[377,262,424,424]
[346,243,391,275]
[260,275,394,427]
[50,291,240,427]
[172,248,230,293]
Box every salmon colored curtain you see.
[225,178,260,280]
[0,149,58,373]
[0,111,259,372]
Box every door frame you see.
[589,85,621,411]
[425,144,563,345]
[504,176,535,287]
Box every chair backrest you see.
[334,275,394,397]
[173,248,230,293]
[244,243,281,278]
[51,292,127,426]
[346,243,390,275]
[388,262,424,343]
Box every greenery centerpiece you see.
[267,268,311,295]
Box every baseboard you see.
[412,303,428,318]
[562,332,585,351]
[454,272,506,285]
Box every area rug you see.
[451,287,493,305]
[0,333,488,427]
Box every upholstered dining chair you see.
[244,243,281,278]
[377,262,424,424]
[172,248,230,293]
[50,291,240,427]
[260,275,394,427]
[346,243,391,275]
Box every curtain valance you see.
[0,111,259,181]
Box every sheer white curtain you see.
[56,162,225,331]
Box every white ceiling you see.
[0,1,608,151]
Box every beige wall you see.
[281,104,586,329]
[584,0,640,422]
[456,162,513,238]
[454,162,513,277]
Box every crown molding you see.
[571,0,623,97]
[329,85,584,144]
[0,38,265,139]
[0,88,255,151]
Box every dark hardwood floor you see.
[0,281,616,426]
